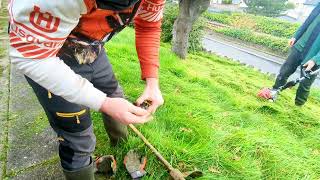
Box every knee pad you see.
[58,126,96,170]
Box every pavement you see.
[6,64,63,179]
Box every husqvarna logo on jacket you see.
[8,0,81,59]
[137,0,165,22]
[29,6,60,33]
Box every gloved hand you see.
[258,88,279,101]
[257,87,273,99]
[288,37,296,47]
[124,150,147,179]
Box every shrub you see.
[254,16,299,38]
[222,0,232,4]
[161,4,179,43]
[204,12,300,39]
[214,27,289,54]
[161,4,207,52]
[189,17,207,52]
[203,12,232,25]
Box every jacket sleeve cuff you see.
[83,89,107,111]
[140,64,159,80]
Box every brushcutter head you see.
[257,88,279,102]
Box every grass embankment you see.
[92,28,320,179]
[204,12,300,56]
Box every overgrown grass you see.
[92,28,320,179]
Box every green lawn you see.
[92,28,320,179]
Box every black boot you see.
[63,161,95,180]
[102,114,128,146]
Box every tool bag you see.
[58,0,142,64]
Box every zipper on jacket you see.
[56,109,86,124]
[48,91,52,99]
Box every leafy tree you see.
[244,0,292,17]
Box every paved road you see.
[202,34,320,87]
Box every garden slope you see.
[91,28,320,179]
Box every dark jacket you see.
[294,3,320,65]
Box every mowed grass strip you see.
[92,28,320,179]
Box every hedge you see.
[213,27,289,54]
[204,12,300,39]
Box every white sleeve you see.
[9,0,106,111]
[11,56,107,111]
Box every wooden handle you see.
[128,124,185,180]
[170,169,186,180]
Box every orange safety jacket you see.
[73,0,165,79]
[8,0,165,110]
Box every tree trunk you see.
[172,0,210,59]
